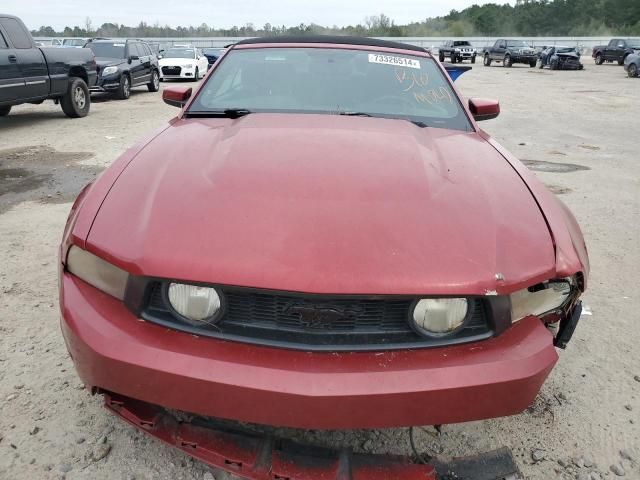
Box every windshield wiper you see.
[185,108,252,118]
[337,111,373,117]
[337,111,428,128]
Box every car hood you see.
[159,57,197,66]
[556,51,580,58]
[95,58,125,67]
[87,114,556,295]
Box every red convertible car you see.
[59,36,588,477]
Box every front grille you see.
[142,282,493,351]
[162,66,181,75]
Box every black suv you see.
[86,39,160,99]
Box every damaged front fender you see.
[485,136,589,289]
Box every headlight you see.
[411,298,468,336]
[167,283,222,325]
[454,48,461,52]
[183,64,193,69]
[510,279,573,322]
[66,246,128,300]
[102,66,118,76]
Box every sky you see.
[6,0,513,31]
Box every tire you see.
[471,55,476,64]
[451,55,457,64]
[0,105,11,117]
[193,67,199,81]
[595,53,604,65]
[618,55,626,66]
[629,63,638,78]
[529,60,537,67]
[439,52,445,62]
[147,70,160,92]
[60,77,90,118]
[116,74,131,100]
[483,54,491,66]
[504,55,513,67]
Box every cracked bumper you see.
[105,392,439,479]
[60,274,558,429]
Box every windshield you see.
[164,48,196,58]
[556,47,577,53]
[189,47,471,131]
[88,42,126,58]
[453,41,471,47]
[506,40,529,48]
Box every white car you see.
[159,47,209,81]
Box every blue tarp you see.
[443,64,472,82]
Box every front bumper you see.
[512,54,538,63]
[90,74,121,93]
[60,273,559,429]
[103,392,521,480]
[560,62,584,70]
[160,66,195,79]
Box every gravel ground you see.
[0,63,639,480]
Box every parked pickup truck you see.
[0,14,97,118]
[438,40,477,64]
[482,39,537,68]
[592,38,640,65]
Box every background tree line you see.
[32,0,640,38]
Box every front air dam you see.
[103,392,521,480]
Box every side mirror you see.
[129,55,139,63]
[469,98,500,121]
[163,86,192,108]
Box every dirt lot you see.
[1,63,639,480]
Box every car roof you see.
[90,40,126,43]
[235,35,426,53]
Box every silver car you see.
[624,52,639,77]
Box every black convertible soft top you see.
[234,36,427,53]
